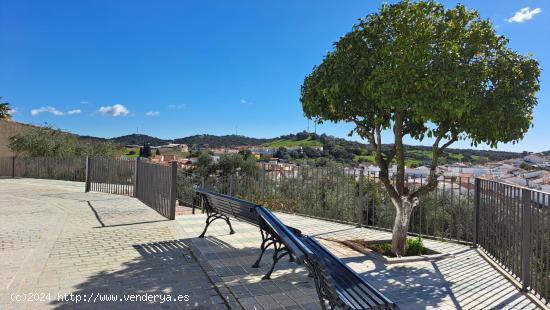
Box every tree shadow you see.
[340,247,535,309]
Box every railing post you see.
[473,178,481,247]
[521,187,532,292]
[133,157,140,197]
[11,156,15,178]
[85,156,91,192]
[169,161,178,220]
[229,174,233,196]
[357,169,364,228]
[200,176,205,213]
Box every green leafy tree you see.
[9,126,119,157]
[196,152,215,177]
[238,149,252,160]
[301,0,540,255]
[218,154,243,175]
[140,144,152,158]
[0,97,12,121]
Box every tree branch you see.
[411,136,457,198]
[365,125,400,202]
[393,112,406,196]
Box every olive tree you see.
[301,0,540,255]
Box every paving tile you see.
[0,179,230,309]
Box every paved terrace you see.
[0,179,543,309]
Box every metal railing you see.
[475,178,549,303]
[85,157,178,220]
[177,166,475,242]
[2,156,548,303]
[177,167,549,304]
[0,156,86,181]
[86,156,135,195]
[134,160,177,220]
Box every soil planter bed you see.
[327,238,454,264]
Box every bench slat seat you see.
[302,236,398,310]
[194,187,260,237]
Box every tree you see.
[141,144,152,158]
[0,97,12,121]
[238,149,252,160]
[9,125,119,157]
[196,152,215,176]
[155,149,161,156]
[218,154,243,175]
[301,0,540,255]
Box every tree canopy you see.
[0,97,12,121]
[9,126,120,157]
[300,0,540,255]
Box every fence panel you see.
[477,179,550,304]
[0,157,86,181]
[0,157,14,177]
[88,157,135,196]
[135,161,176,219]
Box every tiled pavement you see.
[0,179,230,309]
[178,213,544,310]
[0,178,544,309]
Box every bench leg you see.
[312,273,328,310]
[252,238,275,268]
[262,248,290,280]
[225,217,235,235]
[198,214,234,238]
[288,253,295,262]
[198,217,213,238]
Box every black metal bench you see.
[194,187,305,279]
[194,187,260,238]
[301,236,398,310]
[194,188,397,309]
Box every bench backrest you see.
[194,187,260,225]
[256,207,313,263]
[302,236,397,309]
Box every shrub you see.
[406,236,427,256]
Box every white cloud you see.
[9,108,16,115]
[31,106,65,116]
[168,103,186,109]
[507,7,541,23]
[98,104,129,117]
[67,109,81,115]
[80,101,89,105]
[145,111,160,117]
[240,98,252,105]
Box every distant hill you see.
[173,134,271,148]
[109,134,171,146]
[82,130,522,165]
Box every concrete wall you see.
[0,121,32,157]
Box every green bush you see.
[406,236,426,256]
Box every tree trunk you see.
[391,196,419,256]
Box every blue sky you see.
[0,0,548,152]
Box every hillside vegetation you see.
[174,134,270,148]
[75,130,521,166]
